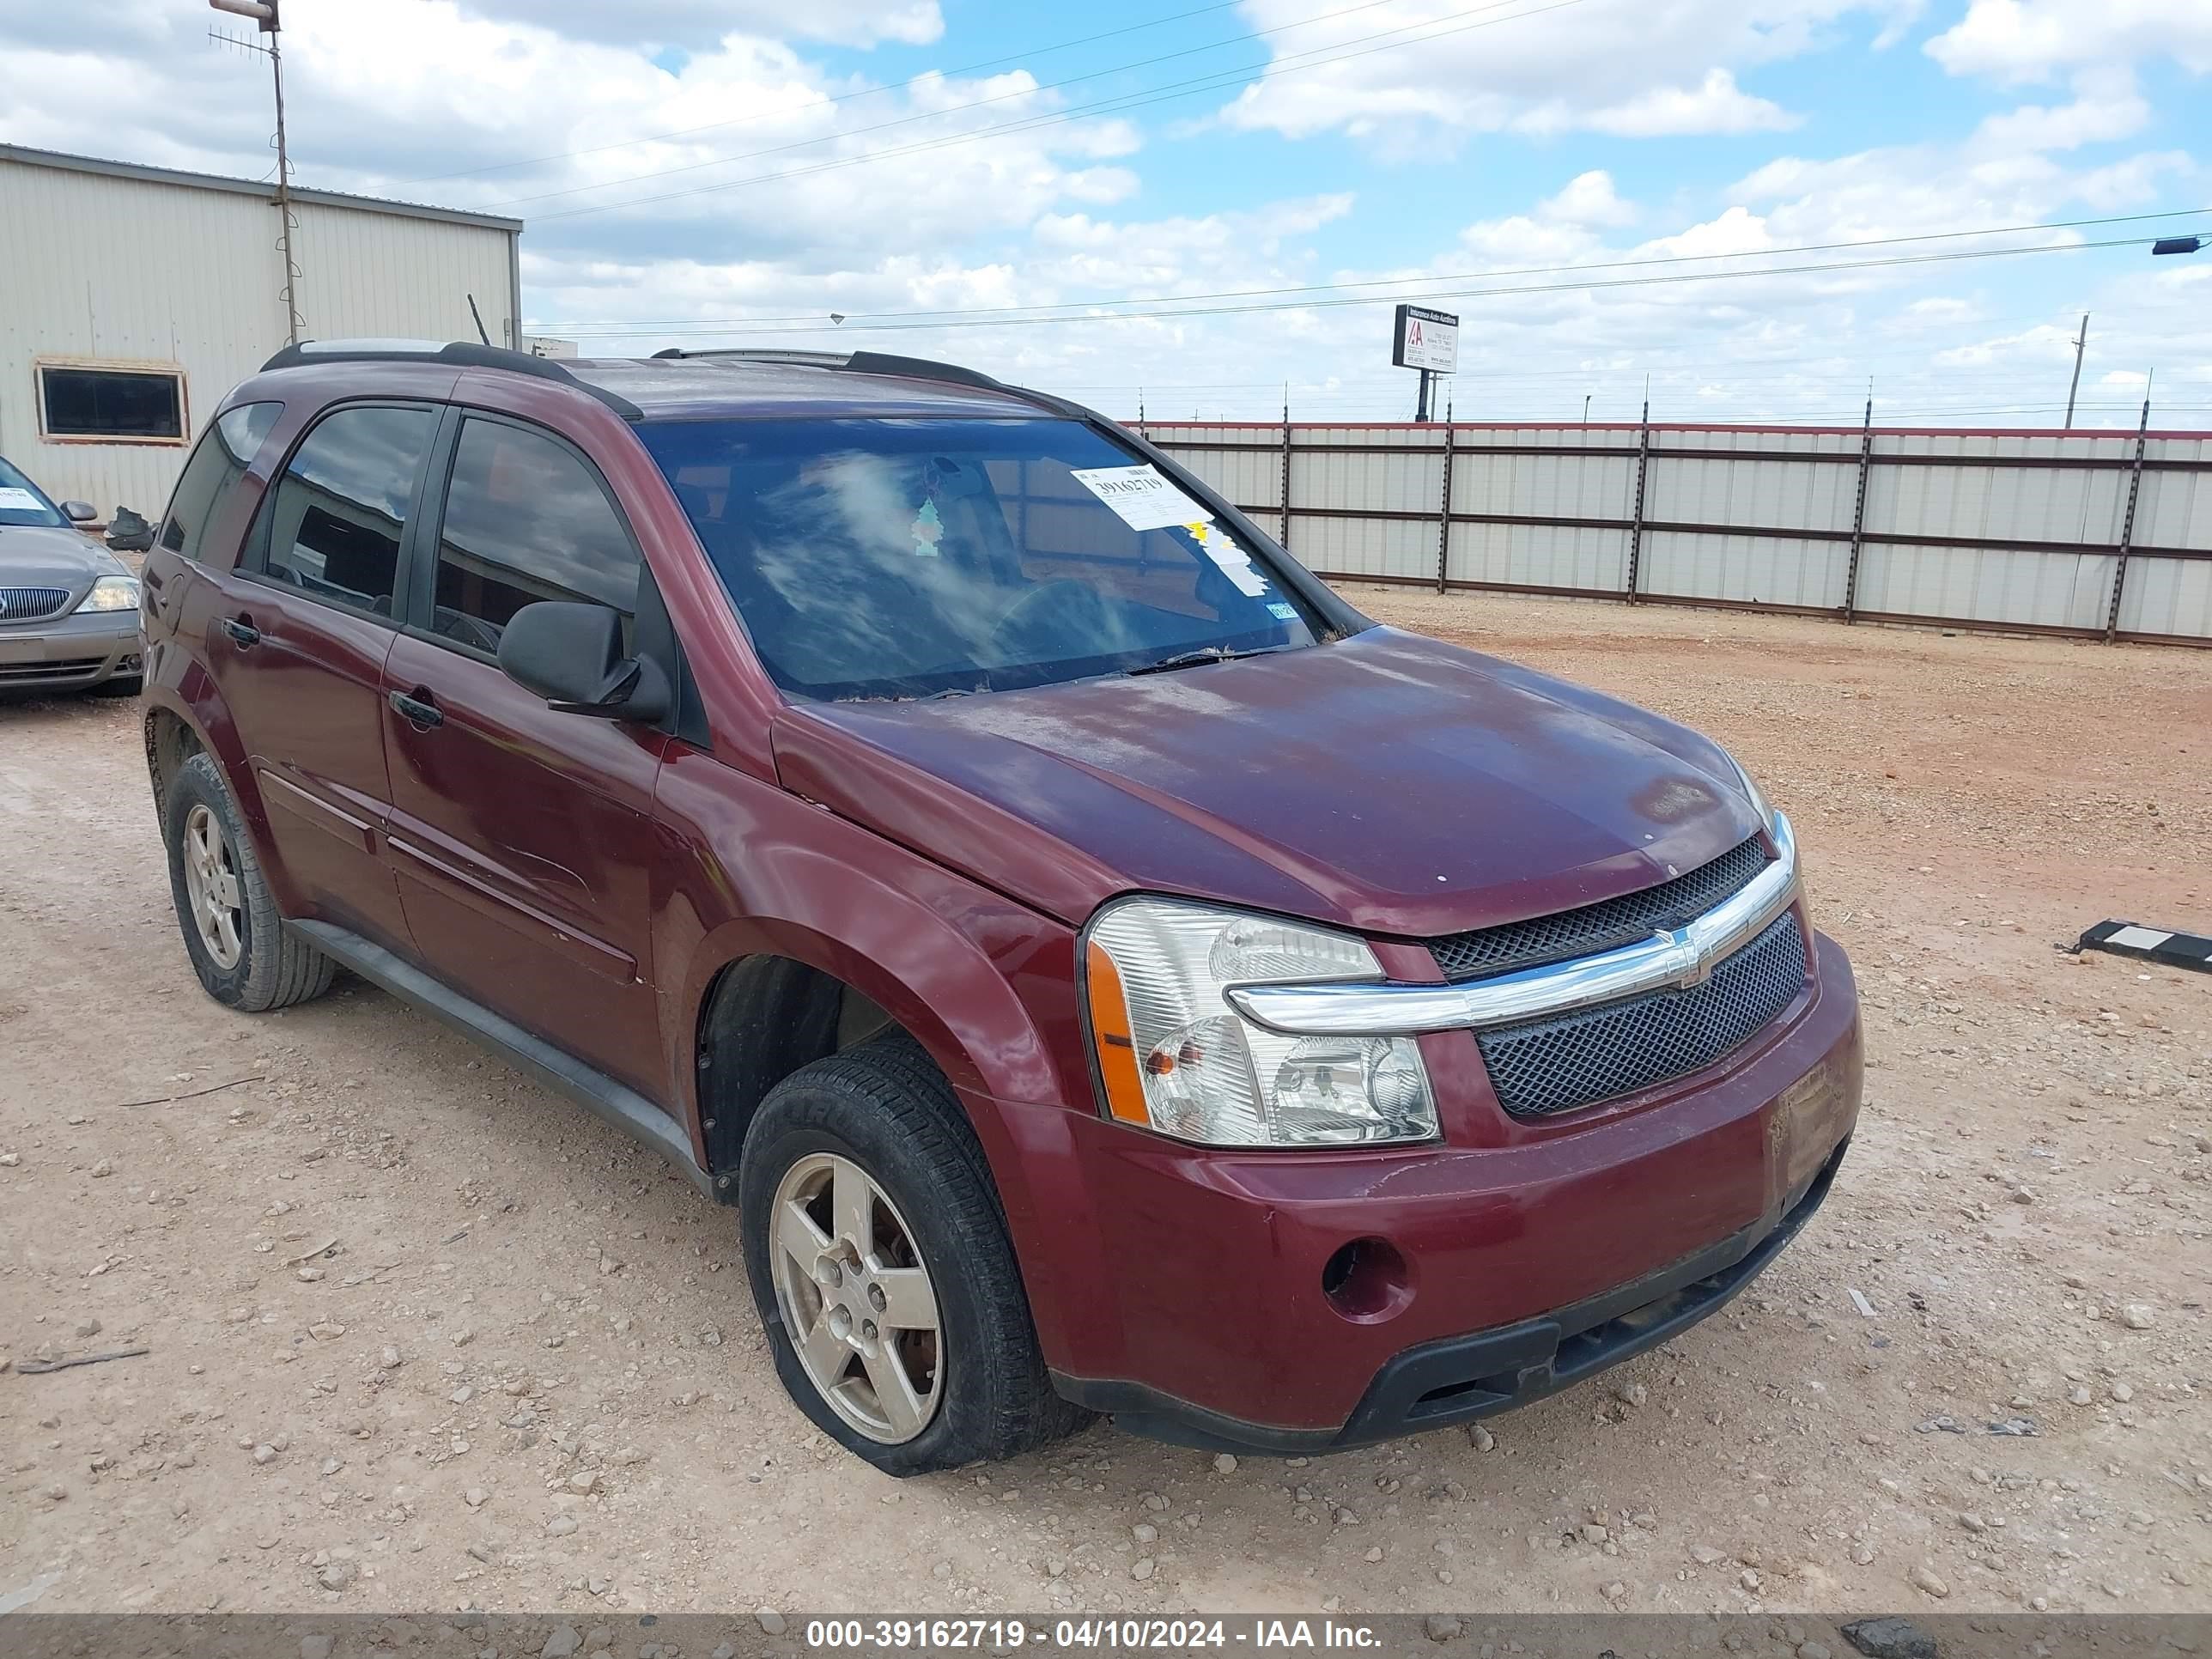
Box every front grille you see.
[0,657,106,684]
[1476,911,1807,1118]
[1430,833,1771,981]
[0,586,71,623]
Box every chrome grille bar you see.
[1227,814,1800,1038]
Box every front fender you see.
[650,740,1090,1184]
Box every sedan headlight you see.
[73,575,141,613]
[1083,898,1437,1148]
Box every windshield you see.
[0,457,66,529]
[637,416,1322,701]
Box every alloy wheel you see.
[180,804,244,970]
[769,1152,944,1443]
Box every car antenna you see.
[465,294,492,347]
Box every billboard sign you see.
[1392,304,1459,374]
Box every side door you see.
[202,400,441,952]
[380,410,669,1095]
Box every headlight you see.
[1083,898,1437,1148]
[73,575,141,613]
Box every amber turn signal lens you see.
[1085,939,1152,1126]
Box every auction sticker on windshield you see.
[0,488,45,513]
[1069,464,1210,532]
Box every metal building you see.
[0,144,521,521]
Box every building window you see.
[37,362,188,443]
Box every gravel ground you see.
[1,592,2207,1622]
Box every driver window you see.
[430,417,640,654]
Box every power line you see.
[524,0,1595,222]
[533,208,2212,332]
[483,0,1421,210]
[541,231,2195,337]
[402,0,1256,184]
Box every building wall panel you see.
[1854,543,2117,630]
[1449,521,1629,594]
[1,151,515,519]
[1639,531,1847,610]
[2117,558,2212,641]
[1298,512,1437,582]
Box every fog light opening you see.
[1322,1236,1412,1322]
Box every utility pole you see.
[2064,313,2088,430]
[210,1,300,346]
[1583,393,1592,424]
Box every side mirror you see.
[61,500,96,524]
[496,601,670,724]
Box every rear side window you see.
[158,402,283,565]
[427,417,640,654]
[259,404,437,617]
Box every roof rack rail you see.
[836,351,1008,393]
[647,344,1012,397]
[257,339,642,421]
[649,347,851,367]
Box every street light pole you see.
[2064,313,2088,431]
[210,0,300,346]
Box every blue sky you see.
[5,0,2209,423]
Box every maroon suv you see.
[140,341,1861,1474]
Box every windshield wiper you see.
[1125,644,1293,677]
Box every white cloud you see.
[459,0,944,50]
[1541,171,1639,228]
[1926,0,2212,82]
[1970,67,2151,151]
[1214,0,1916,145]
[1549,70,1799,138]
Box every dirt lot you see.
[2,593,2207,1622]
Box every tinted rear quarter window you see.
[159,402,283,565]
[258,404,438,617]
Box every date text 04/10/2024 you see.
[801,1619,1384,1650]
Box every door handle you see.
[221,616,260,647]
[388,688,444,731]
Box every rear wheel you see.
[162,752,335,1011]
[738,1036,1091,1474]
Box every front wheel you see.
[738,1037,1091,1474]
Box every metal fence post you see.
[1625,395,1650,602]
[1279,396,1294,554]
[2105,390,2152,641]
[1843,396,1874,621]
[1436,407,1455,593]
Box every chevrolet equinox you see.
[140,341,1862,1474]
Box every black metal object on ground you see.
[2077,920,2212,973]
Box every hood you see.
[772,627,1763,939]
[0,522,126,604]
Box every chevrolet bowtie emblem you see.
[1653,927,1712,989]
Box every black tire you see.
[162,751,336,1012]
[738,1036,1091,1474]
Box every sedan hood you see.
[0,522,126,599]
[773,627,1763,939]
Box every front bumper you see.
[1061,1135,1846,1453]
[0,610,142,690]
[1000,926,1863,1449]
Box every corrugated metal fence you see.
[1136,416,2212,647]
